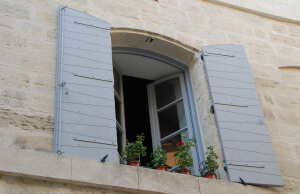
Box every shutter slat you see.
[202,44,284,186]
[61,124,116,139]
[219,122,270,136]
[54,7,118,163]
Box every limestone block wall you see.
[0,0,299,193]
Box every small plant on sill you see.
[121,134,147,167]
[150,145,167,171]
[199,146,219,179]
[174,137,197,175]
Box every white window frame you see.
[113,64,126,163]
[147,74,190,146]
[112,47,205,175]
[147,73,199,174]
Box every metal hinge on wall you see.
[59,82,66,87]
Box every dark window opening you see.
[123,75,153,166]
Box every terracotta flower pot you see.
[154,165,167,171]
[128,160,140,167]
[204,172,216,179]
[179,168,191,175]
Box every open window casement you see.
[202,45,284,186]
[147,74,200,173]
[53,7,119,162]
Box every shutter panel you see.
[202,45,284,186]
[53,7,118,163]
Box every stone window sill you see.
[0,146,268,193]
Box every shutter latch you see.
[57,150,65,155]
[101,154,108,162]
[210,103,215,114]
[239,177,247,185]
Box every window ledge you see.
[0,146,267,193]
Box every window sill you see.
[0,146,266,193]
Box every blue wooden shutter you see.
[53,7,118,163]
[202,45,283,186]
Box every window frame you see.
[113,64,126,163]
[112,47,205,174]
[147,73,190,147]
[148,73,198,172]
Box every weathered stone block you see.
[0,0,34,20]
[138,167,200,193]
[270,33,300,48]
[72,158,139,192]
[271,23,288,34]
[0,147,72,181]
[278,158,300,179]
[199,177,255,194]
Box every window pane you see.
[113,68,121,95]
[115,96,121,124]
[161,131,189,168]
[158,101,187,139]
[155,78,182,109]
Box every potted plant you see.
[122,134,147,167]
[150,145,167,171]
[199,146,219,179]
[174,137,197,175]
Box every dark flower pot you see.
[204,172,216,179]
[154,165,167,171]
[179,168,191,175]
[128,160,140,167]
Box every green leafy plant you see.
[150,145,167,167]
[174,137,197,171]
[121,134,147,162]
[199,146,219,176]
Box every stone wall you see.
[0,0,299,193]
[190,59,228,181]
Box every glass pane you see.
[113,68,121,95]
[115,96,121,124]
[155,78,182,109]
[158,101,187,139]
[117,129,123,154]
[161,131,189,168]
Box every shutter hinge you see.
[73,136,117,146]
[258,118,264,125]
[203,52,234,57]
[59,82,66,87]
[58,82,69,94]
